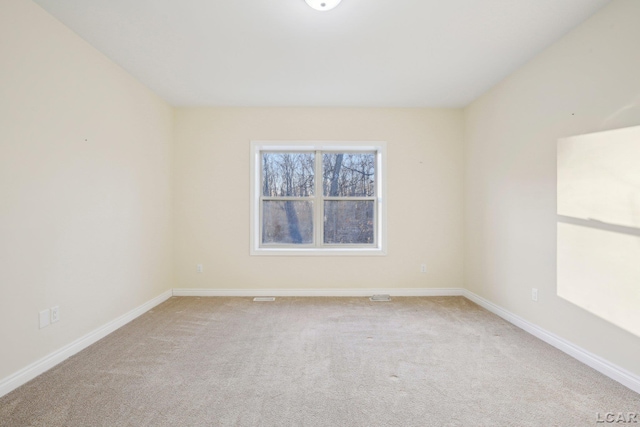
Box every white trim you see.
[173,287,464,297]
[3,287,638,399]
[0,289,172,398]
[248,247,387,256]
[462,289,640,394]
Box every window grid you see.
[259,149,378,249]
[250,141,386,256]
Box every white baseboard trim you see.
[0,289,173,399]
[462,289,640,394]
[172,287,465,297]
[3,288,638,398]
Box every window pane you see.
[324,201,374,244]
[323,153,375,197]
[262,201,313,244]
[262,152,314,197]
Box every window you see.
[250,141,387,255]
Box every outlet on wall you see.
[531,288,538,302]
[197,264,203,273]
[51,306,60,323]
[420,263,427,273]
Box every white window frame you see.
[250,141,387,256]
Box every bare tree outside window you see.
[323,153,375,197]
[323,153,375,244]
[262,153,314,198]
[256,146,381,251]
[261,153,314,244]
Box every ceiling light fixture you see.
[305,0,342,12]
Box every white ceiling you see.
[33,0,610,107]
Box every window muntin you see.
[251,142,386,255]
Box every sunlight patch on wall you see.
[557,126,640,338]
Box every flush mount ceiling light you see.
[305,0,342,11]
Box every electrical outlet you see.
[531,288,538,302]
[420,264,427,273]
[51,306,60,323]
[39,309,51,329]
[197,264,203,273]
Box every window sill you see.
[250,247,387,256]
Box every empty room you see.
[1,0,639,425]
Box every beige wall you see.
[464,0,640,376]
[0,0,174,380]
[174,108,464,290]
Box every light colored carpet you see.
[0,296,638,426]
